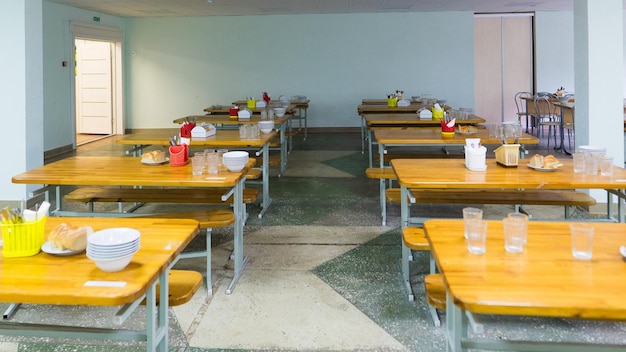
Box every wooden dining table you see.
[172,114,292,175]
[0,216,199,351]
[117,129,277,217]
[373,127,535,167]
[12,156,252,294]
[231,99,311,140]
[391,157,626,300]
[362,113,487,167]
[424,218,626,352]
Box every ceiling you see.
[46,0,579,18]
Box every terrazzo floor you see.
[2,131,625,351]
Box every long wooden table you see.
[424,219,626,351]
[117,129,277,217]
[363,113,487,167]
[231,99,310,140]
[0,216,199,351]
[373,128,538,167]
[173,114,292,175]
[12,156,251,294]
[391,158,626,300]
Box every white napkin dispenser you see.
[418,109,433,119]
[397,99,410,107]
[191,123,216,138]
[464,145,487,171]
[256,101,267,108]
[238,109,252,120]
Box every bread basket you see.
[495,144,520,167]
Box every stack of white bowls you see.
[258,120,275,133]
[222,151,249,172]
[86,228,140,272]
[274,107,286,117]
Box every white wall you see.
[42,1,125,151]
[536,12,576,94]
[124,12,475,129]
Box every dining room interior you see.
[2,0,626,351]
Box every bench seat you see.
[139,209,235,296]
[64,187,258,206]
[144,270,203,306]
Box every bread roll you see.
[543,155,563,169]
[48,223,92,251]
[529,154,544,168]
[141,150,166,163]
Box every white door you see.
[474,15,533,125]
[75,39,113,134]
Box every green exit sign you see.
[92,16,100,22]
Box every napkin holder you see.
[397,99,410,107]
[431,106,444,120]
[418,109,433,119]
[238,108,252,120]
[464,139,486,171]
[256,101,267,108]
[169,144,189,166]
[191,123,216,138]
[246,99,256,109]
[387,97,397,107]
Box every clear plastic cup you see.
[570,223,593,260]
[572,152,585,173]
[191,155,204,175]
[206,152,219,174]
[600,156,614,176]
[503,217,525,253]
[466,220,487,255]
[463,207,483,239]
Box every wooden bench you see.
[64,187,259,213]
[366,167,596,225]
[401,227,444,327]
[140,209,235,296]
[142,270,203,306]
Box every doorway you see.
[75,39,113,144]
[474,14,534,126]
[70,22,124,147]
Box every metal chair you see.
[514,92,533,133]
[534,96,561,148]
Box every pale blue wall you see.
[42,1,125,151]
[124,12,475,129]
[536,12,575,94]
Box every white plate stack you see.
[86,228,140,272]
[222,151,249,172]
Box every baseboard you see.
[125,127,362,134]
[44,143,74,162]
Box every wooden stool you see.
[142,270,203,306]
[424,273,446,327]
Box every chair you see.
[562,105,575,151]
[534,96,561,148]
[514,92,533,133]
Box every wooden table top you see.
[173,114,292,125]
[424,219,626,320]
[12,156,253,188]
[358,104,424,114]
[117,129,277,147]
[202,104,296,114]
[232,100,309,108]
[390,158,626,190]
[374,128,538,145]
[0,217,199,306]
[364,113,486,126]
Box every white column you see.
[0,0,43,201]
[574,0,624,201]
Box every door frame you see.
[69,21,124,146]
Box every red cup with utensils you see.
[441,119,455,136]
[169,144,189,166]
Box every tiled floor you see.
[3,131,625,351]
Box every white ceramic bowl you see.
[222,151,249,164]
[225,163,246,172]
[274,107,286,117]
[88,228,140,247]
[89,253,135,272]
[258,121,275,133]
[557,95,571,103]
